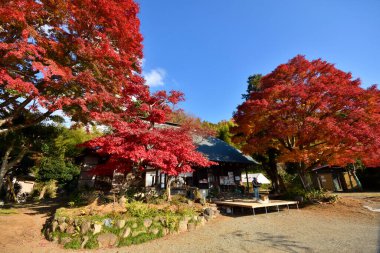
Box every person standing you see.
[252,177,261,200]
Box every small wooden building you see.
[310,166,361,192]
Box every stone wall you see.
[43,204,220,249]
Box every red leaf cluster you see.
[1,0,143,129]
[83,120,215,176]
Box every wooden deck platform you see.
[214,199,299,215]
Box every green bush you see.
[304,189,338,203]
[68,190,103,207]
[125,201,159,218]
[286,187,338,203]
[32,180,58,199]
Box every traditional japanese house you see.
[78,134,259,194]
[145,136,259,195]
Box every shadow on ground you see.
[5,198,68,218]
[221,229,312,253]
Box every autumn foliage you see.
[233,55,380,174]
[0,0,143,134]
[82,90,215,177]
[0,0,214,183]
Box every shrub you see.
[32,180,58,200]
[170,195,189,205]
[286,187,338,203]
[125,201,159,218]
[68,190,103,207]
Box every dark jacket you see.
[252,178,261,188]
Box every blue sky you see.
[137,0,380,123]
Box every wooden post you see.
[245,168,249,189]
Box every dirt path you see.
[0,196,379,253]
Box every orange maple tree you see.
[233,55,380,188]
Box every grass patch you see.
[64,237,81,249]
[118,232,162,247]
[0,208,18,215]
[84,235,99,249]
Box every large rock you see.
[58,223,67,232]
[187,223,196,231]
[178,220,188,233]
[74,219,80,226]
[60,237,71,245]
[162,228,169,236]
[57,217,66,225]
[93,224,102,235]
[122,227,131,238]
[81,221,91,234]
[116,220,126,229]
[159,218,166,226]
[143,219,152,228]
[150,228,159,235]
[66,225,75,234]
[97,233,118,248]
[51,221,58,232]
[198,216,206,226]
[66,217,74,225]
[204,208,213,216]
[132,230,145,237]
[81,236,89,249]
[103,218,112,228]
[204,214,211,221]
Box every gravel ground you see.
[102,208,379,253]
[0,197,379,253]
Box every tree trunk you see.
[38,186,47,200]
[351,165,363,191]
[6,176,17,202]
[0,142,14,191]
[266,149,286,193]
[298,166,312,191]
[166,176,174,201]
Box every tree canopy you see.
[233,55,380,176]
[82,91,215,178]
[0,0,143,135]
[0,0,216,193]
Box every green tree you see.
[33,127,101,184]
[234,73,286,193]
[242,74,262,100]
[0,122,59,191]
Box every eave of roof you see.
[194,136,260,164]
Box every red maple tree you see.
[82,90,215,200]
[1,1,216,197]
[233,55,380,188]
[0,0,143,135]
